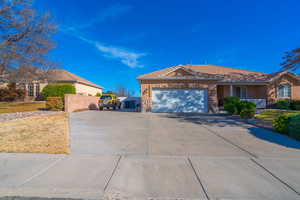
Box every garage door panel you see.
[152,89,208,113]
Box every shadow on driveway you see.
[159,113,300,150]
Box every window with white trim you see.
[28,83,34,97]
[278,85,291,98]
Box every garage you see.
[151,89,208,113]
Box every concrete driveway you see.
[1,111,300,199]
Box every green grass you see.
[255,110,300,122]
[0,102,46,114]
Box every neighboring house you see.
[1,70,103,99]
[118,96,141,110]
[137,64,300,113]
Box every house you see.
[137,64,300,113]
[1,69,103,99]
[118,96,141,110]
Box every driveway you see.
[1,111,300,199]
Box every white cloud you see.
[65,31,146,68]
[95,43,146,68]
[59,3,145,68]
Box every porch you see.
[217,84,268,108]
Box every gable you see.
[165,68,196,77]
[270,72,300,85]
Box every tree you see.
[0,0,57,81]
[281,48,300,72]
[115,85,134,97]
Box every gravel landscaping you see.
[0,111,62,122]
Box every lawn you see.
[0,101,46,113]
[255,110,300,122]
[0,113,70,154]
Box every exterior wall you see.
[140,79,218,112]
[64,94,99,112]
[267,74,300,105]
[221,85,268,99]
[74,83,102,96]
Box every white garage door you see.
[151,89,208,113]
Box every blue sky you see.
[35,0,300,95]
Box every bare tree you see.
[115,85,134,97]
[281,48,300,72]
[0,0,57,82]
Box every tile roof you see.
[47,70,103,89]
[138,64,271,82]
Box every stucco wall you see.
[140,79,218,112]
[64,94,99,112]
[74,83,102,96]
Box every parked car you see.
[98,93,121,110]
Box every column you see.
[230,85,233,96]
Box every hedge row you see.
[276,100,300,110]
[41,83,76,111]
[274,113,300,141]
[41,83,76,99]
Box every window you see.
[278,85,291,98]
[28,83,34,96]
[100,96,112,100]
[235,86,247,98]
[35,84,40,97]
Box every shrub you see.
[290,101,300,110]
[224,97,240,115]
[273,113,299,134]
[41,84,76,100]
[288,115,300,140]
[224,96,240,105]
[224,103,239,115]
[237,101,256,113]
[0,82,25,102]
[46,97,64,111]
[95,93,101,97]
[276,100,290,110]
[240,109,256,119]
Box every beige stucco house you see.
[1,70,103,99]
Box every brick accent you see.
[140,79,218,112]
[64,94,99,112]
[267,74,300,104]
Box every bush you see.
[289,115,300,140]
[237,101,256,113]
[95,93,101,97]
[41,84,76,100]
[240,109,256,119]
[276,100,290,110]
[0,83,25,102]
[224,103,239,115]
[224,96,240,105]
[290,101,300,110]
[273,113,299,134]
[46,97,64,111]
[224,97,240,115]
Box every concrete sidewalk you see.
[1,111,300,199]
